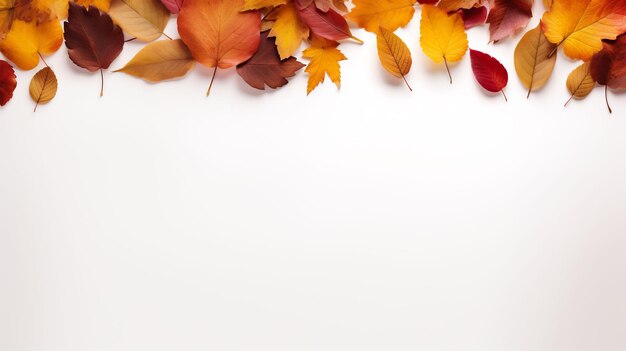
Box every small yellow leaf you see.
[376,26,412,90]
[514,25,557,97]
[115,39,195,82]
[242,0,286,11]
[302,37,346,95]
[108,0,169,42]
[0,19,63,70]
[268,3,309,60]
[347,0,416,32]
[565,62,595,106]
[419,4,468,83]
[29,66,57,111]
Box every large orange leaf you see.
[178,0,261,95]
[542,0,626,60]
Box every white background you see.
[2,3,626,350]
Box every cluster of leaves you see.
[0,0,625,112]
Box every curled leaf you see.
[29,66,57,111]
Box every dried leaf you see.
[376,26,412,90]
[420,4,468,83]
[302,36,346,94]
[514,25,557,97]
[115,39,195,82]
[296,1,361,43]
[108,0,169,42]
[0,19,62,70]
[64,4,124,96]
[565,62,595,106]
[486,0,533,42]
[236,32,305,90]
[267,2,309,60]
[347,0,416,32]
[470,49,509,99]
[178,0,261,95]
[29,66,57,111]
[160,0,183,14]
[0,60,16,106]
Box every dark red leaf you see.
[590,34,626,89]
[237,32,305,90]
[461,6,488,29]
[296,1,361,43]
[470,49,508,98]
[0,60,17,106]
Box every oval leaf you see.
[565,62,595,106]
[514,25,557,97]
[470,48,509,99]
[0,60,17,107]
[115,39,195,82]
[109,0,170,42]
[29,66,58,112]
[376,26,412,90]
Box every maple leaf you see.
[0,19,63,70]
[236,32,305,90]
[64,4,124,96]
[470,49,509,100]
[419,4,468,83]
[296,1,362,43]
[115,39,195,82]
[160,0,183,14]
[565,62,594,107]
[108,0,170,42]
[376,26,412,91]
[29,66,57,111]
[514,24,557,97]
[178,0,261,95]
[486,0,533,43]
[0,60,16,106]
[590,34,626,113]
[347,0,416,32]
[542,0,626,61]
[267,2,309,60]
[302,36,346,94]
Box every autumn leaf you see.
[297,0,347,12]
[460,6,488,29]
[514,25,557,97]
[64,4,124,96]
[0,60,16,106]
[108,0,170,42]
[420,4,468,83]
[160,0,183,14]
[26,0,68,22]
[0,19,62,70]
[74,0,111,12]
[437,0,481,12]
[486,0,533,42]
[242,0,286,11]
[590,34,626,113]
[565,62,594,107]
[29,66,57,111]
[115,39,195,82]
[470,49,509,100]
[178,0,261,95]
[296,2,362,43]
[542,0,626,60]
[267,2,309,60]
[302,36,346,94]
[347,0,416,32]
[236,32,305,90]
[376,26,412,90]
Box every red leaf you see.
[64,4,124,95]
[461,6,488,29]
[237,32,305,90]
[470,49,509,99]
[296,1,361,43]
[486,0,532,42]
[161,0,184,14]
[0,60,17,107]
[590,34,626,90]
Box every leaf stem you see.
[605,85,612,114]
[548,42,561,58]
[207,66,218,96]
[564,94,574,107]
[125,37,137,42]
[100,68,104,97]
[350,35,364,45]
[501,89,508,102]
[162,32,173,40]
[444,57,452,84]
[38,52,49,68]
[402,75,412,92]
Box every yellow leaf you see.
[514,25,557,97]
[302,37,346,95]
[242,0,286,11]
[376,26,412,90]
[437,0,481,12]
[108,0,170,42]
[419,4,468,83]
[0,19,63,70]
[74,0,112,12]
[29,66,57,111]
[0,0,17,38]
[30,0,68,20]
[347,0,416,32]
[268,3,309,60]
[565,62,595,106]
[541,0,626,61]
[115,39,196,82]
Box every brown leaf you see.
[64,3,124,96]
[29,66,58,111]
[236,32,305,90]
